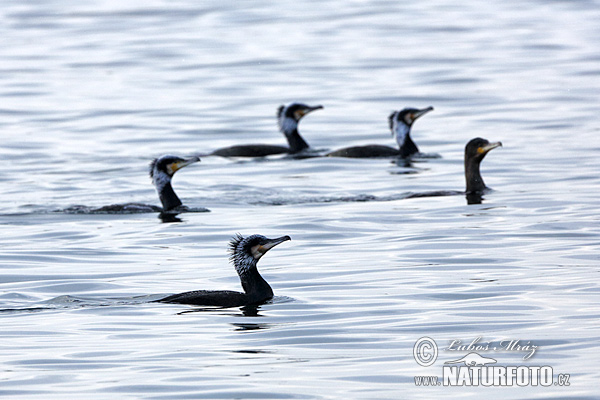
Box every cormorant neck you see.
[465,158,486,193]
[153,173,182,211]
[394,123,419,157]
[279,117,309,153]
[235,256,273,304]
[241,268,273,304]
[284,128,309,153]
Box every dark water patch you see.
[414,152,442,160]
[1,90,48,97]
[8,7,213,21]
[9,357,121,370]
[148,390,307,400]
[0,294,166,315]
[577,68,600,76]
[251,189,469,206]
[0,108,43,116]
[59,204,210,215]
[0,306,53,315]
[357,94,466,104]
[62,204,162,214]
[251,193,379,206]
[404,190,463,199]
[173,58,285,71]
[0,390,50,397]
[336,374,405,384]
[67,60,142,69]
[423,291,505,301]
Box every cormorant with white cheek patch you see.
[156,234,291,307]
[149,155,200,212]
[212,103,323,157]
[64,155,202,215]
[327,106,433,158]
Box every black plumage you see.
[464,137,502,194]
[212,103,323,157]
[327,106,433,158]
[157,234,291,307]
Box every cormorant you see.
[211,103,323,157]
[150,155,201,212]
[63,155,201,215]
[404,137,502,204]
[464,138,502,202]
[326,106,433,158]
[157,234,291,307]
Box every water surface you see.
[1,0,600,398]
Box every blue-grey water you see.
[1,0,599,398]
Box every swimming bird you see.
[62,155,202,215]
[150,155,201,212]
[211,103,323,157]
[405,137,502,204]
[464,137,502,202]
[157,234,291,307]
[326,106,433,158]
[243,138,501,207]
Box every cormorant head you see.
[388,106,433,131]
[150,155,200,180]
[388,106,433,150]
[465,137,502,194]
[229,234,291,275]
[277,103,323,133]
[465,138,502,163]
[149,155,200,212]
[149,155,200,206]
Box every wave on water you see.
[415,152,442,159]
[250,190,466,206]
[0,294,166,314]
[59,204,210,214]
[0,294,296,315]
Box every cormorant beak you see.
[477,142,502,155]
[409,106,434,123]
[251,235,291,259]
[295,105,324,120]
[169,156,201,174]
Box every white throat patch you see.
[393,121,410,148]
[278,116,298,135]
[152,171,171,193]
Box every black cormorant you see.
[464,137,502,199]
[405,137,502,204]
[157,234,291,307]
[326,106,433,158]
[211,103,323,157]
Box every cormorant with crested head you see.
[211,103,323,157]
[150,155,201,212]
[156,234,291,307]
[327,106,433,158]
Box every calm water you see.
[1,0,599,398]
